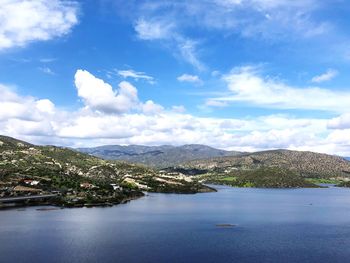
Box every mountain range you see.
[78,144,241,168]
[77,145,350,177]
[78,144,350,188]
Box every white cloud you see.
[1,72,350,156]
[117,69,155,84]
[0,0,79,50]
[39,58,56,63]
[177,38,204,71]
[74,69,139,114]
[128,1,329,71]
[142,100,164,115]
[36,99,55,114]
[311,69,338,83]
[130,0,326,41]
[328,113,350,130]
[327,129,350,145]
[134,19,204,70]
[0,84,56,121]
[207,66,350,113]
[177,74,202,84]
[172,105,186,113]
[134,18,174,40]
[205,99,228,107]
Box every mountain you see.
[184,149,350,178]
[0,135,213,208]
[78,144,242,168]
[345,157,350,161]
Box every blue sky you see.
[1,0,350,155]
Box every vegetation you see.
[305,178,341,185]
[201,167,319,188]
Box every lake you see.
[1,185,350,263]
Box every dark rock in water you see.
[36,208,61,211]
[216,224,236,228]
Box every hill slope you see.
[0,136,213,208]
[185,149,350,178]
[78,144,241,168]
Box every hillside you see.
[78,144,241,168]
[201,167,319,188]
[0,136,213,208]
[184,149,350,179]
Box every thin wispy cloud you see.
[177,74,202,84]
[134,19,174,40]
[117,69,155,84]
[39,58,56,63]
[39,67,55,75]
[126,0,331,71]
[311,69,338,83]
[134,19,204,70]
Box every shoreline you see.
[0,186,215,210]
[0,193,145,211]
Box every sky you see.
[1,0,350,156]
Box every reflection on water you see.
[1,185,350,263]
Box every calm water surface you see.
[1,185,350,263]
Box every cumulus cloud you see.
[0,0,79,50]
[74,69,139,114]
[1,72,350,155]
[0,84,57,139]
[207,66,350,113]
[311,69,338,83]
[177,74,202,84]
[142,100,164,115]
[328,113,350,130]
[36,99,55,114]
[0,84,56,121]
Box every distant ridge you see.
[78,144,242,168]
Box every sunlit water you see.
[1,185,350,263]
